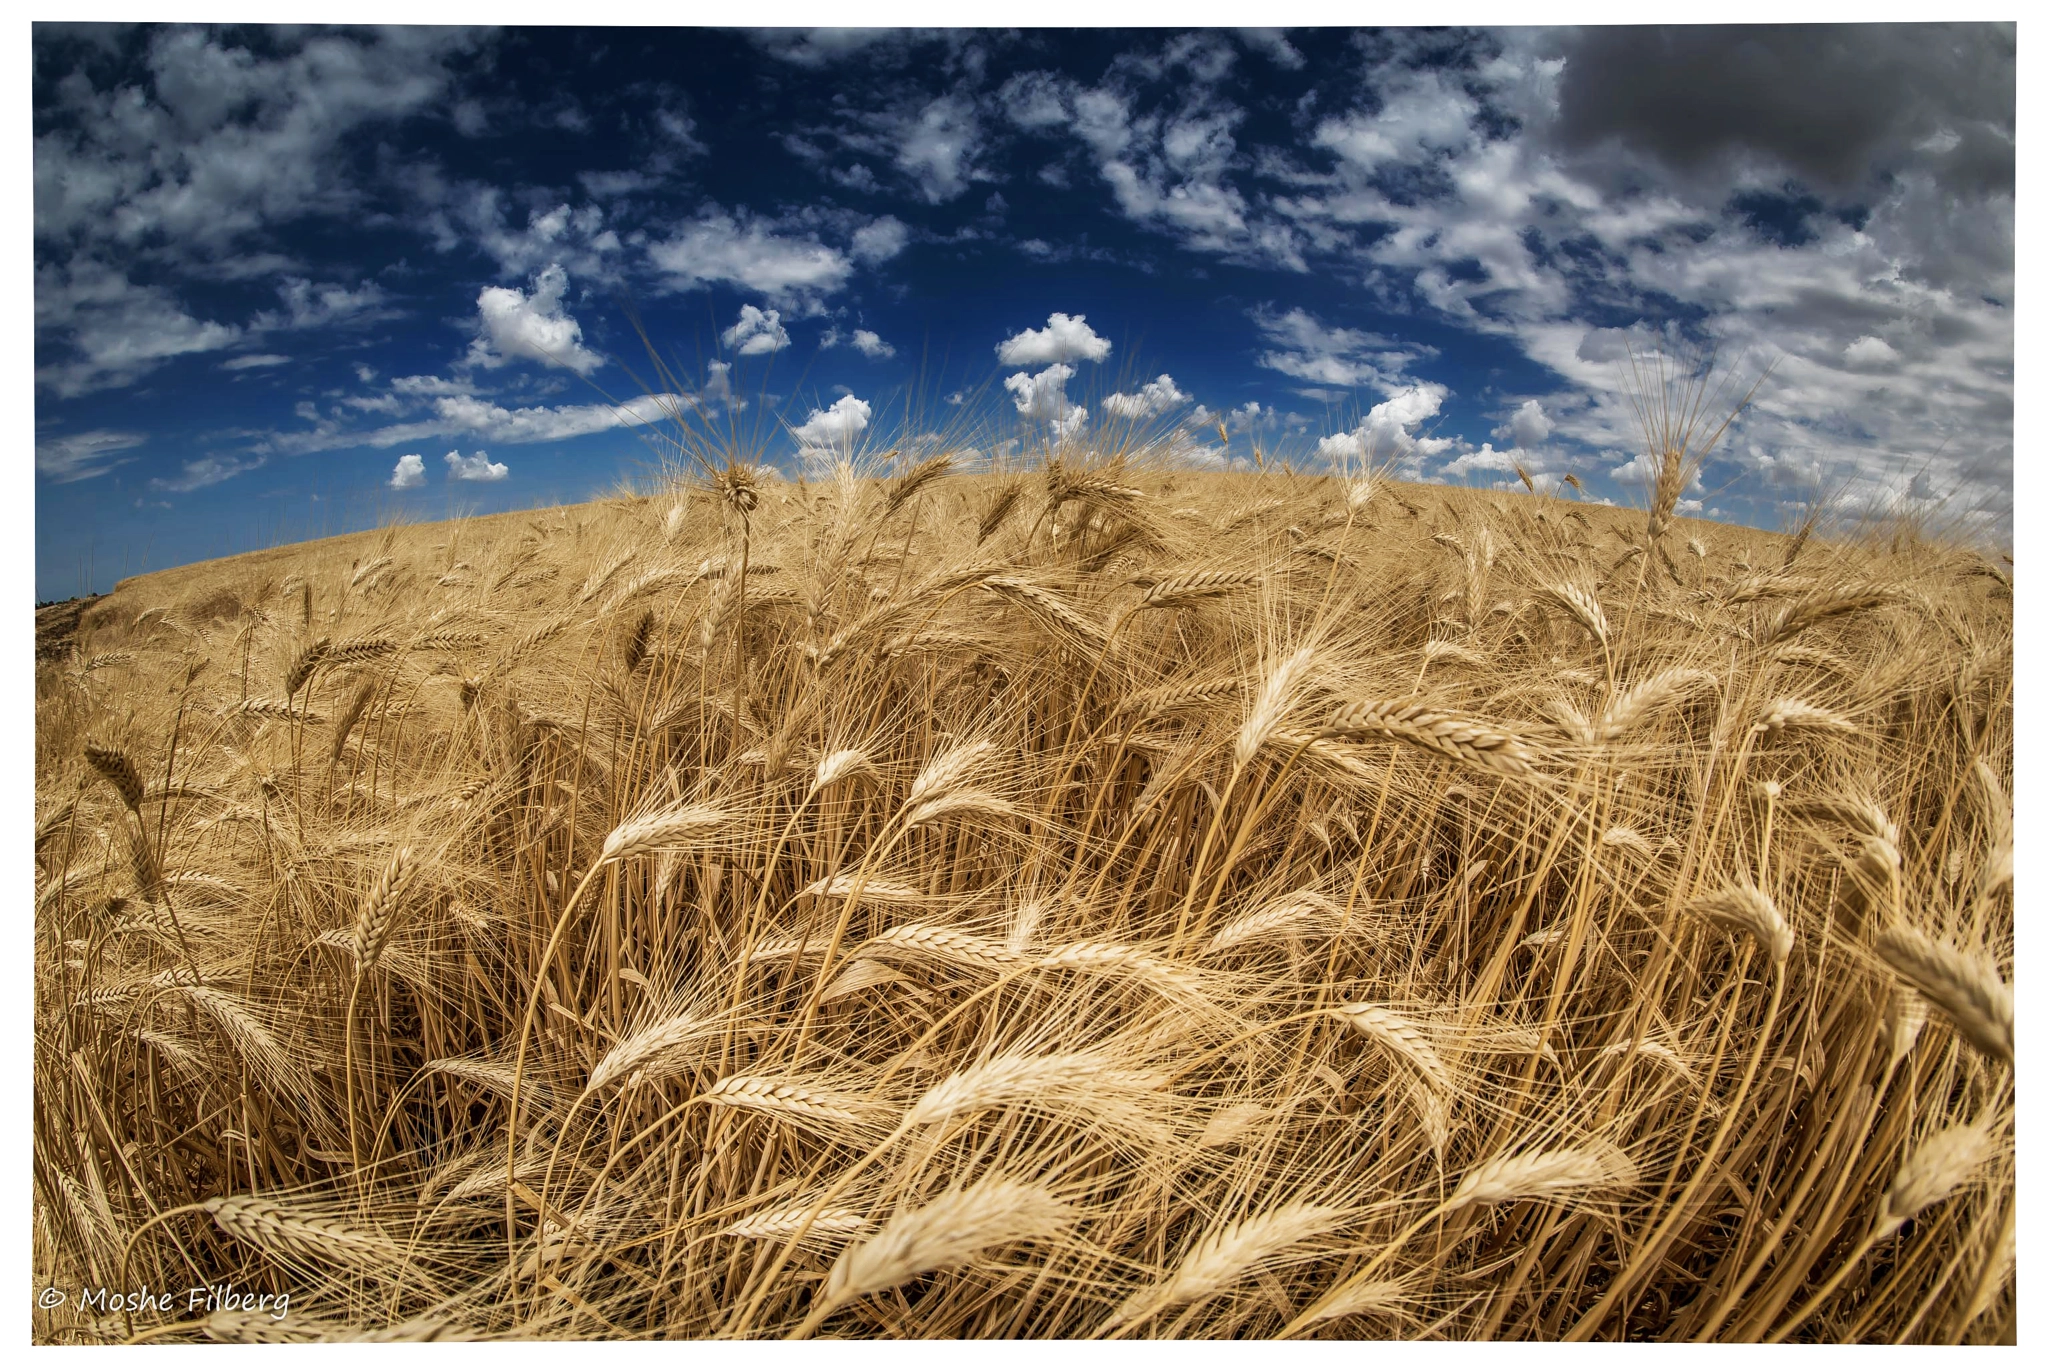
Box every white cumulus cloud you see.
[1005,363,1087,438]
[1004,363,1077,420]
[787,393,872,454]
[444,449,508,482]
[996,312,1112,367]
[1317,384,1450,469]
[468,263,602,375]
[1103,373,1189,419]
[722,304,791,356]
[389,453,426,489]
[896,95,984,203]
[1843,334,1902,369]
[1252,307,1422,390]
[824,326,896,359]
[850,216,910,264]
[1501,398,1552,449]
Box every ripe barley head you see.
[1445,1141,1638,1212]
[83,742,146,813]
[1873,923,2012,1067]
[1878,1122,1997,1237]
[1321,699,1534,778]
[600,804,734,863]
[721,1205,873,1243]
[820,1177,1072,1312]
[1686,881,1794,965]
[1539,582,1611,648]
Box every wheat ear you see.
[600,803,734,863]
[1878,1121,1998,1237]
[721,1205,873,1243]
[583,1013,711,1093]
[351,846,417,969]
[1873,923,2012,1066]
[1112,1200,1345,1327]
[202,1194,396,1268]
[283,637,332,695]
[815,1177,1073,1316]
[1331,1004,1453,1094]
[700,1075,865,1127]
[1752,582,1896,647]
[83,742,146,813]
[1321,699,1534,778]
[1597,667,1715,739]
[1685,881,1794,965]
[1445,1141,1639,1212]
[1137,569,1261,610]
[809,747,875,796]
[854,922,1024,972]
[1752,697,1856,737]
[908,1050,1162,1126]
[1235,646,1320,771]
[1540,582,1611,647]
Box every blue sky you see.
[30,17,2016,600]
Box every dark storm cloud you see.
[1549,24,2015,197]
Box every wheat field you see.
[32,432,2014,1342]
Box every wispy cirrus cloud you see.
[35,428,149,483]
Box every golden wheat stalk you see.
[1035,940,1203,998]
[854,922,1024,972]
[1752,697,1856,737]
[908,1050,1163,1127]
[809,747,876,796]
[1884,986,1930,1071]
[800,875,928,904]
[883,452,955,516]
[1137,569,1261,611]
[422,1056,529,1100]
[1295,1278,1411,1327]
[1235,646,1321,771]
[1596,667,1715,739]
[83,741,147,812]
[1206,890,1345,955]
[1752,583,1897,648]
[1972,757,2013,898]
[1330,1004,1453,1094]
[349,555,393,589]
[982,576,1111,653]
[1113,678,1242,720]
[282,637,332,695]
